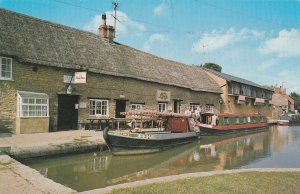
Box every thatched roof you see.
[0,8,221,93]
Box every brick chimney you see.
[98,14,115,43]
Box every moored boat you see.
[103,110,200,156]
[199,112,268,135]
[277,120,289,126]
[278,114,300,125]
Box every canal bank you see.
[0,155,75,193]
[80,168,300,194]
[0,130,107,159]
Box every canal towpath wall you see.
[0,130,107,159]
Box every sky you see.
[1,0,300,94]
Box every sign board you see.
[74,72,87,84]
[79,102,87,109]
[156,90,171,102]
[63,75,75,84]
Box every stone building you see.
[203,68,274,118]
[0,9,221,134]
[272,86,295,117]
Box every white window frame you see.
[158,102,167,112]
[0,57,13,80]
[190,104,200,112]
[131,104,143,110]
[89,99,109,116]
[205,104,214,113]
[17,93,49,118]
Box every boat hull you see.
[200,122,268,136]
[103,128,199,156]
[277,120,289,126]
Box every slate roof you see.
[203,68,273,91]
[0,8,221,93]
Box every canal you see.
[23,125,300,192]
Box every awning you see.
[237,95,246,104]
[17,91,48,98]
[254,98,265,106]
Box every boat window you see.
[236,117,239,124]
[224,117,229,125]
[247,117,251,123]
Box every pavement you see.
[0,130,107,159]
[0,155,75,194]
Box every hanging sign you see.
[74,72,87,84]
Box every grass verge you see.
[110,171,300,194]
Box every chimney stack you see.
[99,13,115,43]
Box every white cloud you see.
[259,29,300,57]
[192,28,264,53]
[83,11,145,36]
[258,59,278,71]
[153,3,168,16]
[144,33,170,51]
[277,70,300,94]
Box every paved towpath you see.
[0,155,75,194]
[0,130,106,159]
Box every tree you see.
[263,85,275,91]
[290,92,300,111]
[203,63,222,72]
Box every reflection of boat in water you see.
[103,110,200,156]
[24,129,272,191]
[199,113,268,135]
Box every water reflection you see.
[23,125,300,192]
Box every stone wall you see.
[205,71,275,118]
[1,58,221,133]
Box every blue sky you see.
[1,0,300,93]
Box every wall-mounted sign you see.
[74,72,87,84]
[156,90,171,102]
[79,102,87,108]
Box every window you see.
[158,103,167,112]
[17,91,49,117]
[236,117,240,124]
[224,117,229,125]
[131,104,143,110]
[0,57,12,80]
[205,104,214,113]
[89,99,109,116]
[190,104,200,112]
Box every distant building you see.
[0,9,221,134]
[272,86,295,117]
[203,68,274,118]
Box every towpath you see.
[0,130,106,159]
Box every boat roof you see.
[202,112,264,117]
[121,110,189,118]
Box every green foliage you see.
[203,63,222,72]
[263,85,275,91]
[290,92,300,111]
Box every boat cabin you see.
[201,113,267,126]
[119,110,193,133]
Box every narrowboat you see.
[199,113,268,135]
[103,110,200,156]
[278,114,300,125]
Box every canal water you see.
[23,125,300,192]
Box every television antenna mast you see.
[112,1,119,38]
